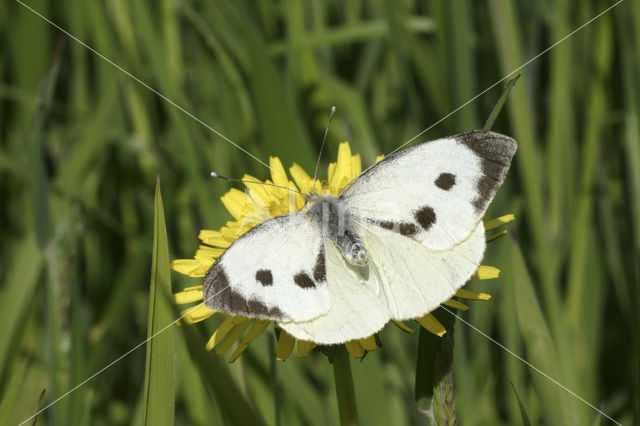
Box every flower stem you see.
[332,346,359,426]
[415,308,458,425]
[432,317,457,425]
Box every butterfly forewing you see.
[203,213,331,322]
[339,131,517,251]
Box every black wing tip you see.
[202,262,228,307]
[455,130,518,157]
[453,130,517,214]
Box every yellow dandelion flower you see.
[172,142,515,362]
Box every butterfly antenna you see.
[311,106,336,194]
[210,171,307,197]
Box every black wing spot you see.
[378,221,395,230]
[414,206,436,231]
[399,222,419,236]
[435,173,456,190]
[313,250,326,282]
[294,272,316,289]
[255,269,273,286]
[373,220,417,237]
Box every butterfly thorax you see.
[307,195,369,266]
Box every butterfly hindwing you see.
[352,219,486,320]
[203,213,330,322]
[339,131,516,251]
[279,238,389,344]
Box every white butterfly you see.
[203,131,517,344]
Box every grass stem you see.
[333,347,360,426]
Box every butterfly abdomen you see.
[336,230,369,266]
[308,195,369,266]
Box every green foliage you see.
[415,310,458,425]
[0,1,637,425]
[509,382,531,426]
[332,347,360,426]
[142,179,174,426]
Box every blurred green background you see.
[1,0,638,425]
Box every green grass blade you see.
[510,238,577,425]
[240,21,315,168]
[414,308,455,418]
[621,18,640,273]
[332,347,360,426]
[28,36,62,248]
[620,9,640,423]
[445,0,478,130]
[382,0,423,129]
[0,356,30,425]
[268,17,436,55]
[545,0,576,242]
[142,177,175,426]
[415,327,438,413]
[68,261,88,426]
[483,74,520,131]
[563,16,612,413]
[320,76,380,164]
[488,0,565,359]
[0,234,42,371]
[509,381,531,426]
[180,319,267,426]
[596,165,632,315]
[264,352,328,426]
[351,353,391,426]
[176,335,224,426]
[493,212,531,424]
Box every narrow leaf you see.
[510,238,576,425]
[0,356,29,425]
[142,177,175,426]
[180,318,267,426]
[414,308,455,415]
[332,346,360,426]
[483,74,521,130]
[509,381,531,426]
[0,236,42,371]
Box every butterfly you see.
[203,130,517,344]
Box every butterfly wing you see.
[352,219,485,320]
[279,238,389,344]
[203,213,331,322]
[340,131,516,250]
